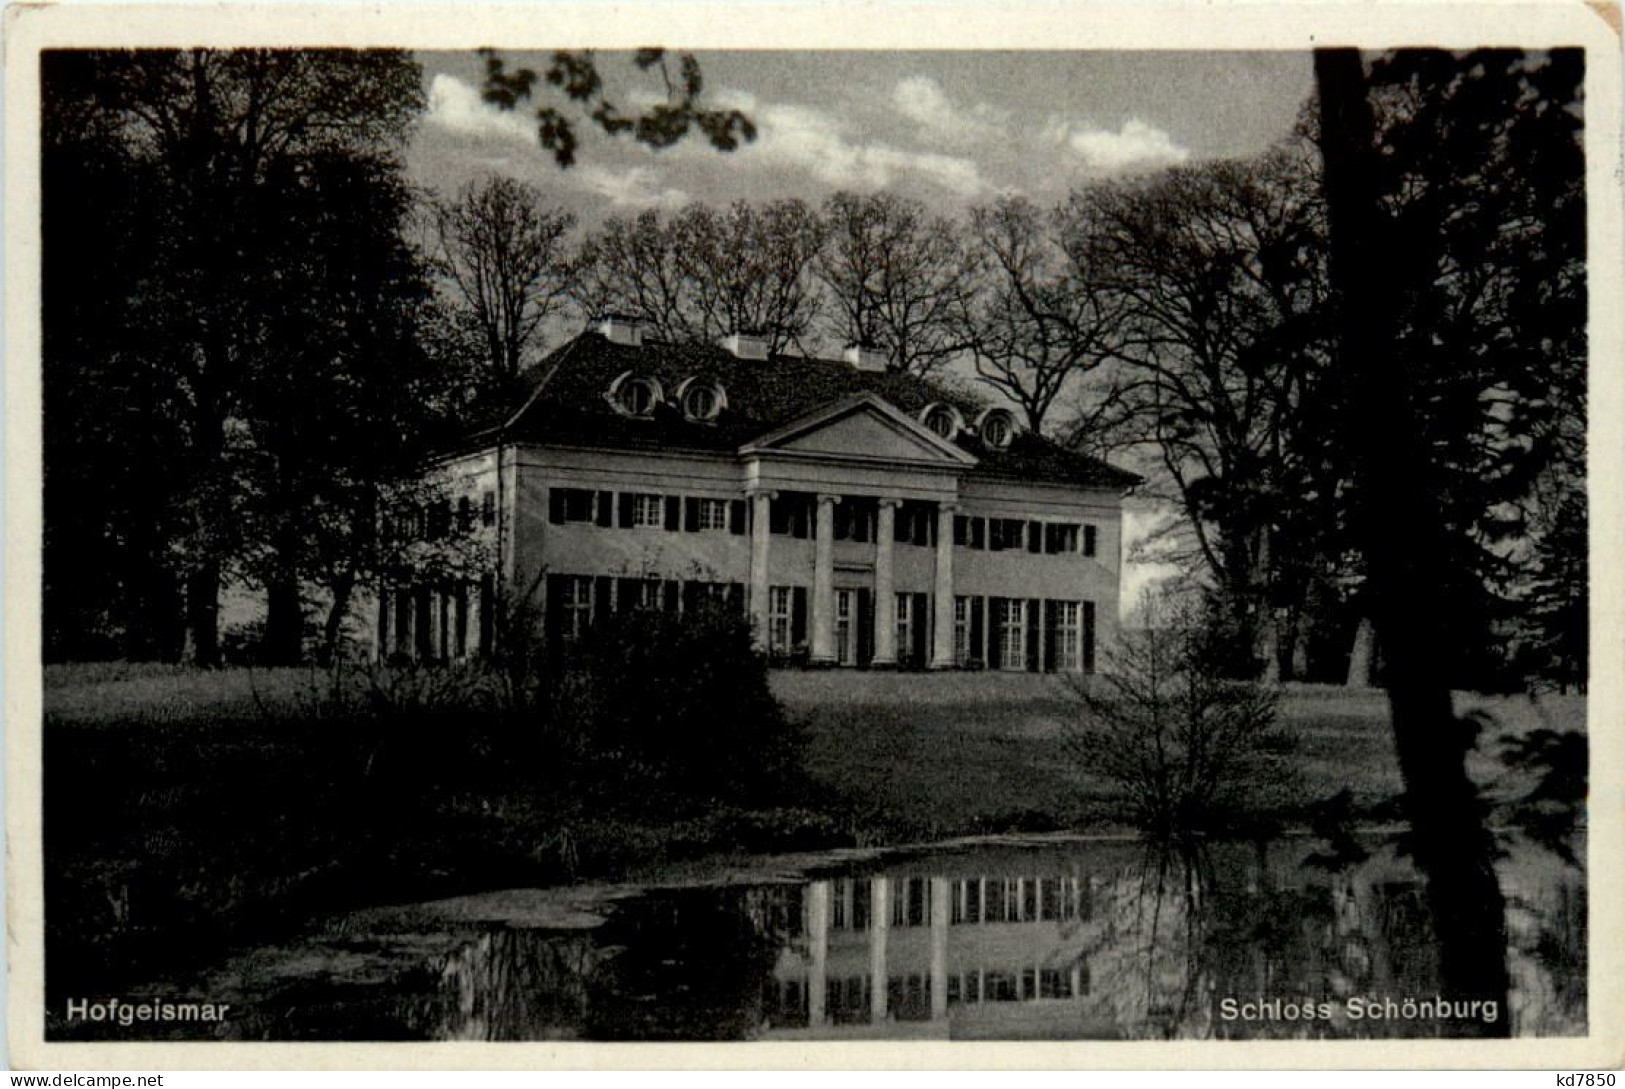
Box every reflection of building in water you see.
[760,866,1120,1039]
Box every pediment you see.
[741,394,977,467]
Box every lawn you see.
[38,662,1584,997]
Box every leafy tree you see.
[479,48,756,167]
[954,194,1126,435]
[431,175,576,382]
[816,191,979,375]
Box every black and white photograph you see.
[6,1,1620,1068]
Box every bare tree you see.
[570,209,693,342]
[670,199,826,354]
[955,195,1126,435]
[433,175,576,379]
[817,191,978,375]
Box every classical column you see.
[807,879,830,1028]
[870,875,890,1022]
[930,876,950,1020]
[810,493,840,665]
[872,499,902,667]
[930,502,958,669]
[748,489,776,650]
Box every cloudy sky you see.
[410,50,1314,219]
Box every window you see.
[954,596,971,665]
[1083,524,1098,557]
[989,518,1025,552]
[1054,601,1081,672]
[610,373,662,417]
[979,409,1015,449]
[559,575,594,642]
[834,500,872,543]
[680,380,725,422]
[557,488,596,523]
[696,497,729,531]
[895,593,913,659]
[457,496,474,533]
[895,502,932,546]
[921,403,961,439]
[632,493,664,528]
[997,598,1026,671]
[1046,523,1080,554]
[480,491,496,527]
[770,494,811,538]
[835,589,856,666]
[628,579,663,610]
[769,586,793,654]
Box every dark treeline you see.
[42,48,1586,694]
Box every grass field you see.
[40,662,1584,996]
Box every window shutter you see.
[664,495,681,531]
[1043,600,1058,673]
[795,500,810,540]
[1083,601,1097,673]
[548,488,566,525]
[616,577,640,610]
[662,580,680,614]
[595,491,613,527]
[923,510,936,547]
[594,575,612,621]
[987,597,1003,670]
[912,592,929,666]
[377,592,390,655]
[618,492,635,528]
[1027,521,1042,553]
[729,499,746,535]
[1084,524,1098,557]
[792,586,808,645]
[728,582,745,613]
[1043,524,1058,554]
[972,517,986,550]
[897,507,913,544]
[970,596,985,665]
[1026,598,1041,671]
[683,580,701,614]
[953,515,968,546]
[684,497,700,532]
[481,491,496,527]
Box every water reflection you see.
[425,836,1583,1041]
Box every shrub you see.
[1061,595,1293,837]
[557,601,806,807]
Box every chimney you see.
[844,342,888,373]
[722,330,770,362]
[596,313,643,347]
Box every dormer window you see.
[675,376,727,422]
[608,372,663,418]
[920,402,964,440]
[977,408,1017,450]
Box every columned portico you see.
[872,498,902,667]
[810,493,841,665]
[748,488,776,649]
[931,502,958,669]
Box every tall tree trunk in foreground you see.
[1314,47,1510,1035]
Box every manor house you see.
[374,317,1138,672]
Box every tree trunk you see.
[320,569,357,667]
[1315,47,1510,1035]
[1345,616,1376,688]
[184,561,222,667]
[263,573,305,666]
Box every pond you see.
[51,832,1585,1042]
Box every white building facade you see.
[375,319,1138,672]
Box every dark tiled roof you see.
[456,332,1140,491]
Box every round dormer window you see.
[978,408,1017,450]
[919,402,963,440]
[608,372,663,418]
[676,377,727,422]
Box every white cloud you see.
[1048,117,1190,175]
[572,164,690,210]
[424,73,539,146]
[719,88,990,197]
[892,75,1007,148]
